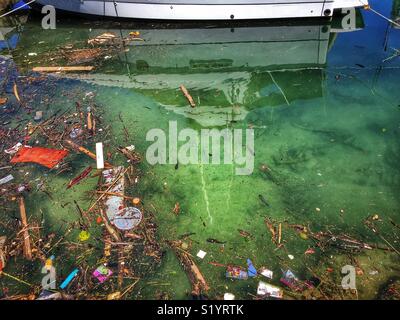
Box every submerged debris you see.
[0,12,399,300]
[0,54,162,300]
[168,240,209,297]
[179,85,196,108]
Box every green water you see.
[1,0,400,300]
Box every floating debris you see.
[260,268,273,279]
[67,166,92,189]
[238,229,253,239]
[168,241,209,296]
[11,146,68,169]
[206,238,226,244]
[32,66,95,73]
[0,174,14,185]
[224,293,235,300]
[257,281,283,299]
[226,266,248,280]
[196,250,207,259]
[114,207,143,231]
[33,111,43,122]
[93,265,113,283]
[180,85,196,108]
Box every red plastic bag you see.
[11,146,68,169]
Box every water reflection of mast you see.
[372,0,399,90]
[110,0,132,78]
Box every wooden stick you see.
[13,82,21,103]
[0,236,6,270]
[86,167,129,214]
[64,139,112,169]
[16,226,42,236]
[121,278,140,298]
[264,217,277,243]
[95,191,135,201]
[389,218,400,230]
[99,208,121,243]
[103,240,132,246]
[92,118,96,135]
[0,271,33,287]
[278,223,282,244]
[18,197,32,260]
[169,241,209,295]
[87,112,93,132]
[33,66,94,72]
[74,200,91,227]
[117,248,125,289]
[379,235,400,257]
[180,85,196,108]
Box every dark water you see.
[0,0,399,300]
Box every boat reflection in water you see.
[91,23,334,126]
[10,12,364,126]
[71,13,364,126]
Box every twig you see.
[86,167,129,214]
[121,278,140,298]
[0,271,33,287]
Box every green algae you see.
[1,4,400,299]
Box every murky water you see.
[1,0,399,300]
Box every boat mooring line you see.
[358,0,400,28]
[268,71,290,106]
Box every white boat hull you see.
[104,2,334,20]
[36,0,367,20]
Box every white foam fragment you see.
[257,281,283,299]
[196,250,207,259]
[4,142,22,155]
[224,293,235,300]
[260,267,273,279]
[96,142,104,169]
